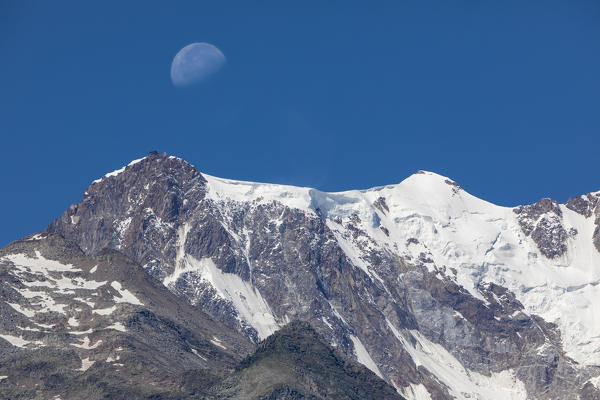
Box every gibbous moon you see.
[170,42,226,87]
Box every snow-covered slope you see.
[204,170,600,366]
[47,153,600,399]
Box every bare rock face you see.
[373,196,390,214]
[47,152,207,281]
[45,153,600,399]
[566,192,600,253]
[566,193,600,218]
[513,198,568,259]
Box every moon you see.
[170,43,226,87]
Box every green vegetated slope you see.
[200,321,405,399]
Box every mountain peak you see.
[89,152,199,187]
[402,170,460,189]
[48,152,207,258]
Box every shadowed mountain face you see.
[16,151,600,399]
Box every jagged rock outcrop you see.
[513,198,569,259]
[42,152,600,399]
[566,192,600,253]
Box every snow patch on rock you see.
[164,255,279,340]
[349,334,384,378]
[0,333,43,348]
[386,319,527,400]
[110,281,143,306]
[401,383,432,400]
[78,357,95,372]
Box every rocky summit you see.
[1,151,599,399]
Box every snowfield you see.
[203,170,600,366]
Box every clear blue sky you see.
[1,1,599,246]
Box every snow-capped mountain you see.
[41,152,600,399]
